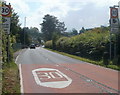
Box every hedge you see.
[45,28,111,61]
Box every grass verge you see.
[2,62,20,94]
[45,48,120,71]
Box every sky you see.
[4,0,120,31]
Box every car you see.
[35,44,40,47]
[30,44,36,49]
[42,45,45,48]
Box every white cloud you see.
[5,0,120,31]
[8,0,30,15]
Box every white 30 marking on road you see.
[32,68,72,88]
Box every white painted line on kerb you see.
[19,64,24,94]
[15,50,23,64]
[15,55,19,64]
[15,52,24,94]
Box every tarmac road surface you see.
[16,47,119,94]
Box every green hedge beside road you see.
[45,27,120,70]
[45,28,110,61]
[0,27,20,94]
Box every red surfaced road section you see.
[21,63,119,93]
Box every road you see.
[16,47,119,94]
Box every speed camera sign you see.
[2,5,11,17]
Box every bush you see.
[107,65,120,70]
[0,28,14,63]
[45,27,118,62]
[103,52,109,65]
[55,28,110,61]
[45,40,53,49]
[56,37,68,51]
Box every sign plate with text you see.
[2,17,10,34]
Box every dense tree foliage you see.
[45,26,120,66]
[40,14,67,41]
[10,10,21,36]
[18,27,42,46]
[79,27,85,34]
[62,28,78,37]
[27,27,42,44]
[45,27,116,61]
[18,27,31,46]
[9,10,42,48]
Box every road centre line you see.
[35,49,119,92]
[56,63,120,93]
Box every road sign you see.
[110,7,119,34]
[32,68,72,88]
[111,27,119,34]
[2,5,11,17]
[2,17,11,34]
[110,18,119,27]
[110,8,118,18]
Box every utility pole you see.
[24,17,26,27]
[24,17,26,47]
[109,31,112,60]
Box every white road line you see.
[15,55,19,64]
[15,50,23,64]
[19,64,24,94]
[15,51,24,94]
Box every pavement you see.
[15,47,119,94]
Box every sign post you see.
[1,3,11,63]
[0,1,2,94]
[110,6,119,60]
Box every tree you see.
[56,22,67,33]
[72,28,78,35]
[52,32,61,50]
[10,9,22,45]
[10,10,21,36]
[19,27,31,46]
[40,14,67,41]
[29,27,40,38]
[28,27,42,44]
[37,37,41,44]
[79,27,85,34]
[62,29,78,37]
